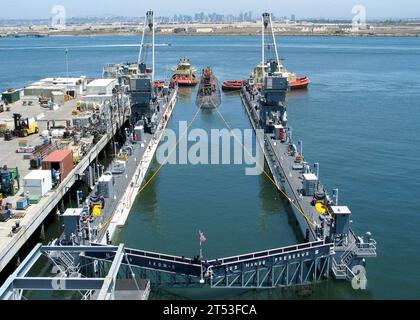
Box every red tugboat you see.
[222,80,247,91]
[288,76,311,90]
[249,63,310,90]
[228,14,311,90]
[171,58,198,86]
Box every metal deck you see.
[81,87,178,243]
[240,86,376,281]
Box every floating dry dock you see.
[0,11,378,301]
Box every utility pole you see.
[299,140,303,157]
[65,48,69,96]
[333,188,339,205]
[314,162,320,191]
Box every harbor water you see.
[0,35,419,299]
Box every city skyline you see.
[0,0,419,20]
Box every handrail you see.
[211,242,332,266]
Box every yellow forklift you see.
[13,113,39,137]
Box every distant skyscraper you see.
[291,14,296,21]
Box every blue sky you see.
[0,0,419,19]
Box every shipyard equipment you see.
[13,113,39,137]
[23,170,53,197]
[128,10,159,134]
[3,129,12,141]
[15,196,30,210]
[29,142,59,169]
[0,196,13,222]
[97,174,114,198]
[0,165,20,196]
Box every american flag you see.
[199,230,206,245]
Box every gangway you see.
[0,240,335,299]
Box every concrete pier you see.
[0,92,128,273]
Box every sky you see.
[0,0,419,19]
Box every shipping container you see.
[42,149,73,180]
[23,170,53,196]
[2,89,20,104]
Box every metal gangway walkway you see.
[0,240,333,299]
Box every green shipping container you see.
[2,89,20,104]
[28,195,41,204]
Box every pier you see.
[0,87,129,273]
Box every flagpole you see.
[199,230,205,284]
[199,242,204,284]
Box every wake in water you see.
[0,43,171,51]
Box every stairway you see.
[332,242,357,281]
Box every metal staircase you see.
[49,250,81,275]
[332,242,357,280]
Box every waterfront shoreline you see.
[1,32,419,38]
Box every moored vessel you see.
[249,62,310,90]
[222,79,247,91]
[196,67,221,109]
[248,20,310,91]
[172,58,198,86]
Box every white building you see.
[195,28,214,33]
[23,76,86,98]
[86,79,117,96]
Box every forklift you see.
[13,113,39,137]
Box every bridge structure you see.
[0,240,336,300]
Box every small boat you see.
[172,58,198,86]
[288,76,310,90]
[196,67,221,109]
[222,80,247,91]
